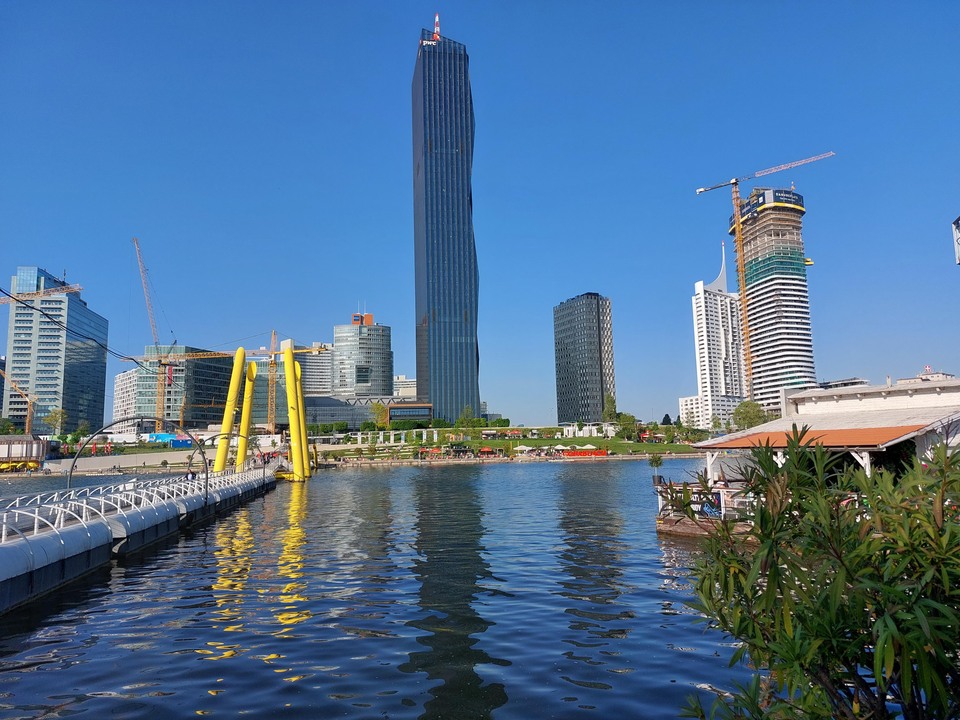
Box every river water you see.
[0,459,748,719]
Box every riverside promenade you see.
[0,465,276,615]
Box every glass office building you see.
[553,293,616,425]
[3,267,108,433]
[412,23,481,423]
[332,314,393,398]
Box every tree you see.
[0,418,21,435]
[371,402,388,429]
[661,413,673,426]
[615,412,638,440]
[602,394,617,423]
[676,429,960,720]
[648,451,664,482]
[731,400,767,430]
[43,408,68,436]
[360,421,377,432]
[710,415,722,434]
[431,418,451,429]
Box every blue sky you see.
[2,2,959,426]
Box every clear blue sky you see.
[2,2,958,426]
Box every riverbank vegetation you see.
[674,428,960,719]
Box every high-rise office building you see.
[412,16,481,422]
[119,345,234,432]
[678,244,746,429]
[553,292,616,424]
[332,313,393,398]
[733,188,817,411]
[2,267,108,433]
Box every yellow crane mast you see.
[696,151,835,399]
[0,368,37,435]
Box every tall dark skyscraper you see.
[412,16,481,423]
[553,292,616,425]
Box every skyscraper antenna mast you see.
[433,13,440,40]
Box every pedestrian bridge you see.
[0,466,277,615]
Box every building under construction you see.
[730,188,817,411]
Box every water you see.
[0,459,748,719]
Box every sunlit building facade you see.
[2,267,108,434]
[679,244,746,430]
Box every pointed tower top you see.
[433,13,440,40]
[703,240,729,294]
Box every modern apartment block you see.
[3,267,108,433]
[332,313,393,397]
[298,342,333,397]
[412,16,481,422]
[679,244,746,430]
[734,188,817,411]
[112,368,139,432]
[553,292,616,425]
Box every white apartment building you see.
[679,244,746,430]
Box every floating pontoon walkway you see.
[0,467,277,614]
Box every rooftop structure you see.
[696,376,960,481]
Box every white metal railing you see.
[0,467,273,545]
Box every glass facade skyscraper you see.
[553,293,616,425]
[3,266,108,433]
[412,23,481,423]
[332,313,393,398]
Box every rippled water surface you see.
[0,459,748,719]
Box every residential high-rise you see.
[332,313,393,398]
[553,293,616,424]
[112,368,139,432]
[734,188,817,411]
[412,16,481,422]
[678,244,746,430]
[2,267,108,433]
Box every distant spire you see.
[704,240,728,293]
[433,13,440,40]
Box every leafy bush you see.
[678,428,960,719]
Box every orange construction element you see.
[705,425,927,450]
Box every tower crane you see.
[0,368,37,434]
[696,151,835,399]
[0,284,82,305]
[132,237,173,431]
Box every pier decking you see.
[0,467,277,614]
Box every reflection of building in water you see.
[399,466,508,718]
[276,482,312,627]
[556,464,632,684]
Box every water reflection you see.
[276,481,311,626]
[400,466,509,719]
[210,509,254,636]
[556,463,633,694]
